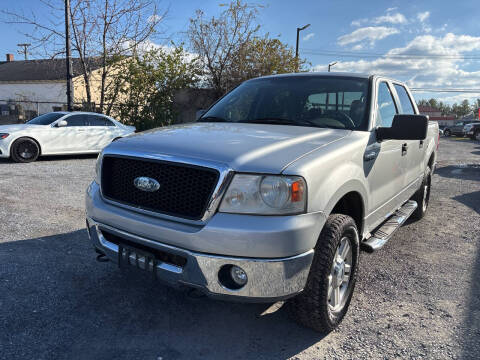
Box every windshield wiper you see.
[198,116,227,123]
[240,117,329,128]
[239,118,303,126]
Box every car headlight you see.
[464,125,472,131]
[0,133,9,139]
[219,174,306,215]
[94,153,103,185]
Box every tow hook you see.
[95,249,109,263]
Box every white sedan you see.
[0,112,135,162]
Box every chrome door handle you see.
[402,143,408,156]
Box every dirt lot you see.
[1,137,479,359]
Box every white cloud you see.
[417,11,430,22]
[303,33,315,41]
[338,26,399,46]
[351,9,406,27]
[315,32,480,104]
[372,13,407,25]
[352,44,364,51]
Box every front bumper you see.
[0,141,9,157]
[87,217,314,301]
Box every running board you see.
[362,200,418,252]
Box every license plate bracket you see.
[118,243,157,276]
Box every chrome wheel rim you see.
[328,236,353,312]
[476,132,480,141]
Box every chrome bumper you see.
[87,218,314,302]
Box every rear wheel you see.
[411,166,431,220]
[475,130,480,141]
[289,214,359,333]
[11,138,40,163]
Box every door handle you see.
[419,140,424,149]
[402,143,408,156]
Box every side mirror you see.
[377,114,428,141]
[196,109,207,120]
[57,120,68,127]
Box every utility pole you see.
[17,43,31,60]
[295,24,310,72]
[328,61,337,72]
[64,0,74,111]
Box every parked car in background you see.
[0,112,135,162]
[464,122,480,140]
[443,120,476,137]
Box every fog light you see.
[230,265,248,286]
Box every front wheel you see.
[411,166,432,220]
[444,129,451,137]
[289,214,359,333]
[11,138,40,163]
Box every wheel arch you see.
[323,182,367,237]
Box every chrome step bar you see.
[362,200,418,252]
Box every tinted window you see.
[394,84,415,114]
[87,115,114,126]
[200,76,370,130]
[376,82,397,128]
[65,115,87,126]
[27,112,64,125]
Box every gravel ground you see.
[0,137,479,359]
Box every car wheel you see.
[11,138,40,163]
[289,214,359,333]
[444,129,451,136]
[411,166,432,220]
[475,130,480,141]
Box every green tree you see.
[230,36,306,86]
[187,0,306,97]
[109,46,202,130]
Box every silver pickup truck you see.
[86,73,439,332]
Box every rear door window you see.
[393,84,415,115]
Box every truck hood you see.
[107,122,350,173]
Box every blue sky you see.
[2,0,480,103]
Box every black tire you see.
[474,130,480,141]
[411,166,432,220]
[444,129,451,137]
[289,214,360,333]
[10,137,40,163]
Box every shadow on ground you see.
[0,231,323,359]
[435,164,480,182]
[0,154,97,164]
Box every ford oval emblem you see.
[133,177,160,192]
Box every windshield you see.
[27,112,65,125]
[199,76,370,130]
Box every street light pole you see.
[65,0,74,112]
[295,23,310,72]
[328,61,337,72]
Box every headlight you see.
[94,153,103,184]
[464,125,472,131]
[219,174,306,215]
[0,133,9,139]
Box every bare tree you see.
[3,0,166,112]
[187,0,261,97]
